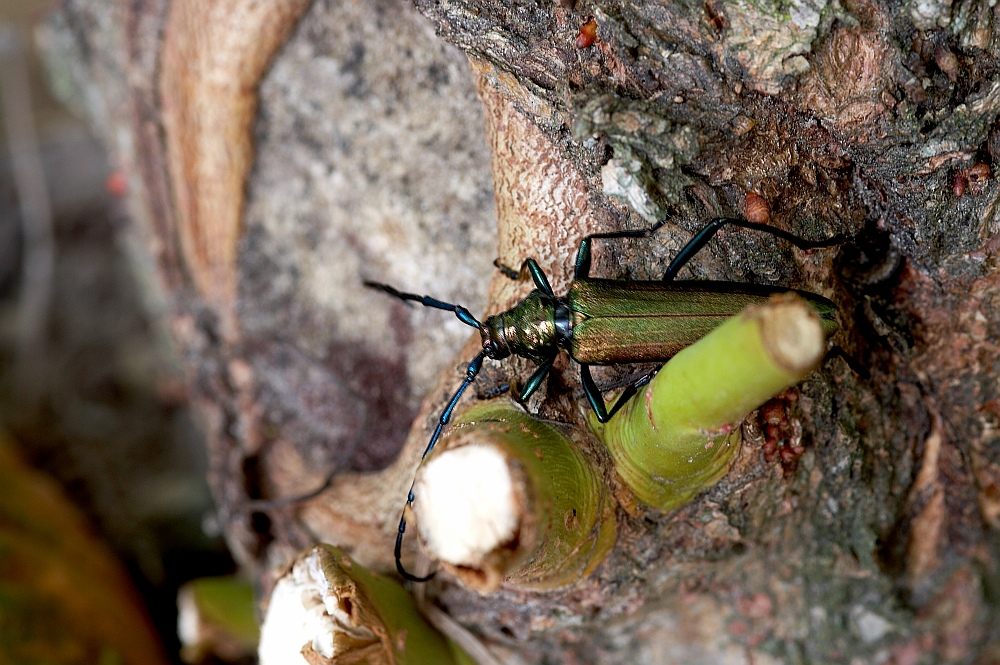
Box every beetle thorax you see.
[481,290,562,362]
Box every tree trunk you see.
[41,0,1000,662]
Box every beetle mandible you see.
[367,216,845,582]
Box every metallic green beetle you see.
[367,216,843,581]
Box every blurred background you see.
[1,3,237,663]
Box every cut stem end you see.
[412,403,617,593]
[414,443,521,568]
[754,294,824,375]
[258,546,474,665]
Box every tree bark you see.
[41,0,1000,663]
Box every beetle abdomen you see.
[571,315,730,364]
[568,279,837,365]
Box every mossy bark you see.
[40,0,1000,663]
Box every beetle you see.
[367,216,845,581]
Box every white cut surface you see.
[762,300,823,372]
[258,575,328,665]
[414,444,520,566]
[258,550,372,665]
[176,586,200,649]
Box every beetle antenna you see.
[395,349,487,582]
[364,280,482,329]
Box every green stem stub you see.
[258,545,475,665]
[594,294,827,511]
[178,576,258,662]
[414,403,617,592]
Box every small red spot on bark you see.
[955,162,991,197]
[952,172,967,198]
[757,395,803,476]
[576,18,597,48]
[964,162,991,193]
[105,169,127,197]
[743,191,771,224]
[738,592,774,618]
[728,619,750,637]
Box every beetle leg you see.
[582,364,657,423]
[573,220,670,279]
[580,364,611,423]
[662,217,849,281]
[492,258,555,297]
[481,381,511,399]
[493,258,524,280]
[604,369,657,421]
[519,352,557,402]
[525,259,555,297]
[825,345,870,380]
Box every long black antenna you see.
[364,279,489,581]
[363,281,482,329]
[395,349,487,581]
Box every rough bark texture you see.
[41,0,1000,663]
